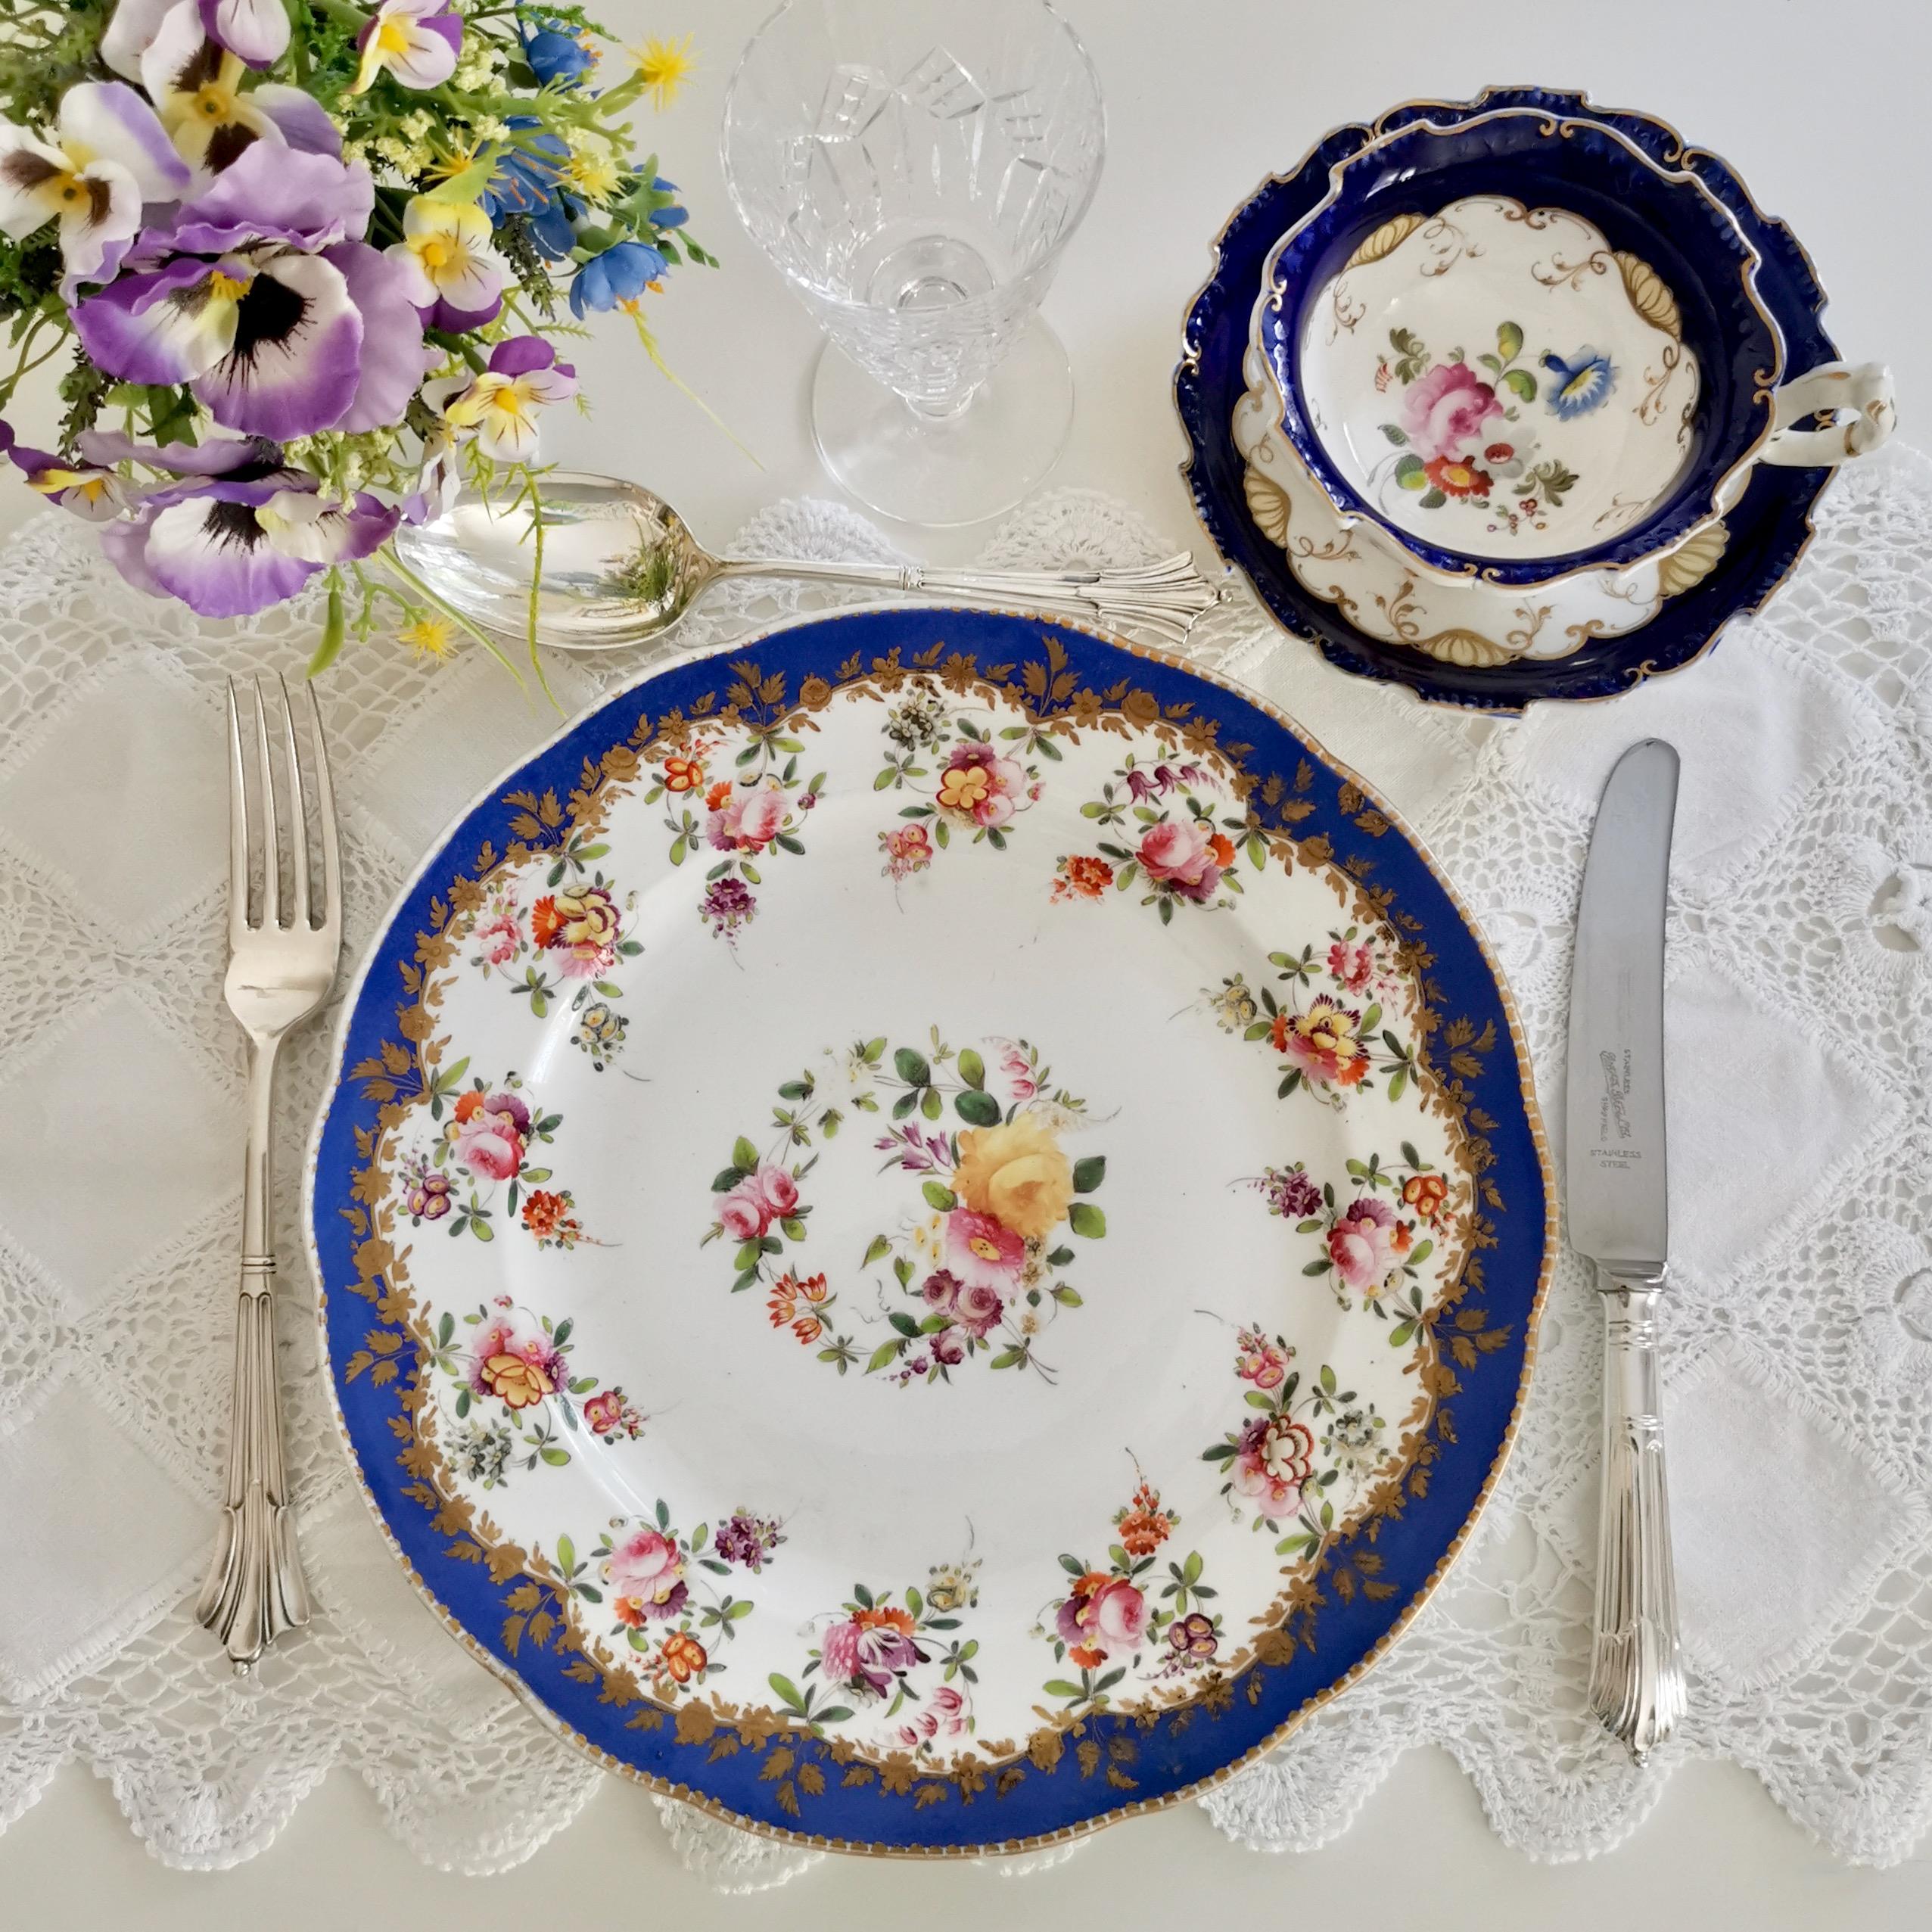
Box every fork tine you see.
[273,674,311,929]
[251,674,282,928]
[306,683,341,940]
[226,679,252,942]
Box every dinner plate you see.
[1177,87,1846,711]
[310,607,1554,1852]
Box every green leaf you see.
[922,1181,957,1212]
[1408,1238,1433,1265]
[920,1086,942,1120]
[888,1311,921,1337]
[894,1047,931,1087]
[1388,1321,1417,1348]
[1501,366,1537,402]
[954,1088,1001,1127]
[1378,422,1408,445]
[781,1216,807,1241]
[1042,1680,1087,1700]
[1496,319,1523,361]
[862,1234,892,1267]
[1395,453,1427,490]
[1071,1156,1106,1193]
[865,1339,904,1374]
[1068,1202,1107,1239]
[768,1672,804,1710]
[539,1446,570,1466]
[1302,1258,1333,1276]
[732,1136,758,1173]
[957,1048,985,1089]
[731,1267,759,1293]
[1418,487,1447,509]
[1052,1286,1083,1307]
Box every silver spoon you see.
[390,472,1226,653]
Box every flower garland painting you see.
[0,0,711,673]
[702,1030,1108,1387]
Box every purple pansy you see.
[138,5,341,184]
[73,145,429,443]
[5,442,130,521]
[196,0,288,67]
[350,0,462,95]
[0,82,189,290]
[103,471,398,618]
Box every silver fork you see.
[196,674,342,1672]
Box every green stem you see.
[377,540,528,687]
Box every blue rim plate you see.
[307,608,1556,1853]
[1178,87,1843,711]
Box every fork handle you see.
[196,1038,310,1670]
[1588,1275,1686,1759]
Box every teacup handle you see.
[1760,360,1896,467]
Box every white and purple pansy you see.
[139,3,341,183]
[73,145,430,443]
[103,465,399,618]
[350,0,464,97]
[442,336,577,465]
[0,82,188,287]
[387,196,509,333]
[5,440,131,521]
[195,0,291,68]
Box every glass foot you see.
[810,315,1075,528]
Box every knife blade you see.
[1566,736,1685,1762]
[1565,737,1679,1274]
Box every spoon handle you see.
[712,553,1226,648]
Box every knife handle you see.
[1588,1275,1687,1760]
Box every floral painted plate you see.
[309,608,1554,1853]
[1178,87,1851,710]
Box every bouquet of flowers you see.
[0,0,710,673]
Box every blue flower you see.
[521,23,595,88]
[569,240,669,319]
[1541,347,1616,419]
[646,176,689,229]
[480,116,580,260]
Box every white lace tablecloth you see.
[2,456,1930,1887]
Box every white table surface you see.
[5,0,1932,1917]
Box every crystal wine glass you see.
[721,0,1106,526]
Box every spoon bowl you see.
[394,473,720,650]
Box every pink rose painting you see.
[1402,360,1503,462]
[1056,1573,1150,1666]
[707,779,789,853]
[1137,818,1223,901]
[603,1526,688,1624]
[1327,1196,1400,1296]
[448,1089,530,1181]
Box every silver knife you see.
[1566,737,1686,1761]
